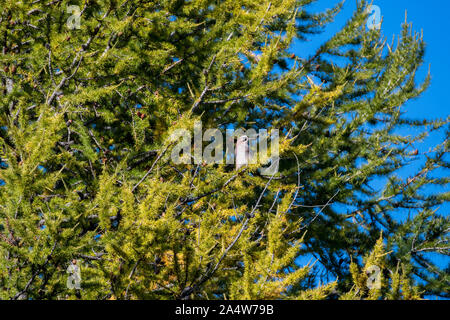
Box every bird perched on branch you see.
[236,135,249,170]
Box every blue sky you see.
[293,0,449,218]
[295,0,449,138]
[292,0,449,297]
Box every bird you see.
[235,135,249,170]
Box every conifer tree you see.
[0,0,448,300]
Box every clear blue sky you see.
[295,0,449,128]
[293,0,449,218]
[292,0,449,298]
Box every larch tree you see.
[0,0,448,300]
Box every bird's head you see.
[237,135,248,144]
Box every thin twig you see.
[132,144,171,192]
